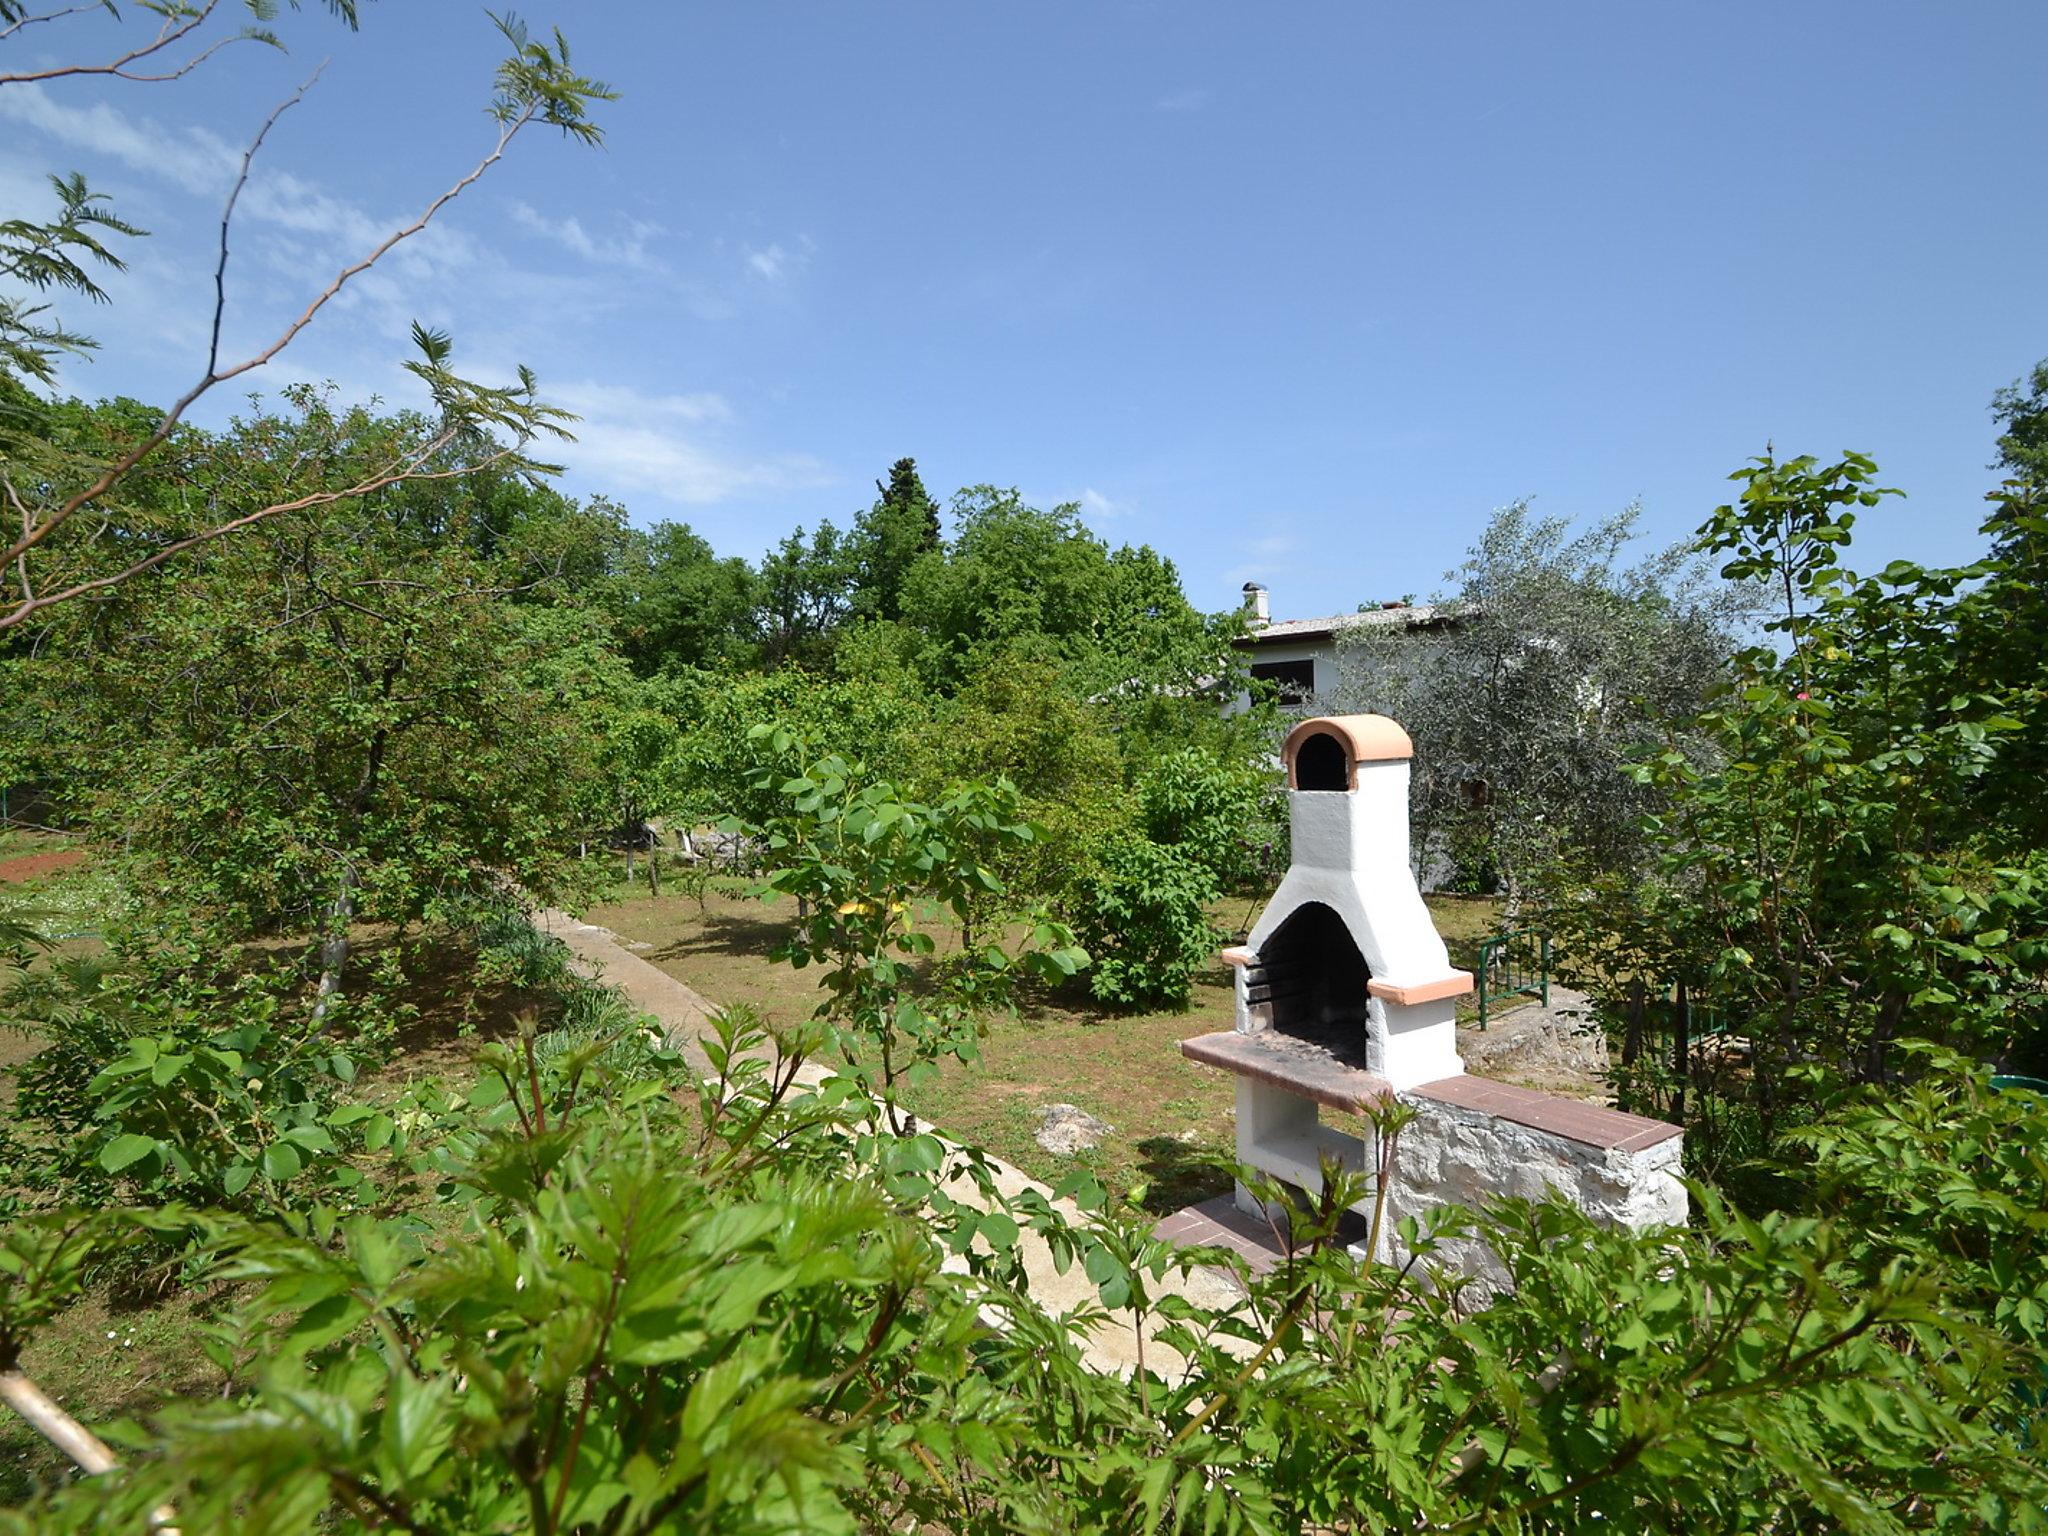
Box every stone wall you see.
[1361,1077,1687,1286]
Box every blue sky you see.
[4,3,2044,619]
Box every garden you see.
[3,3,2048,1529]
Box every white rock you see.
[1034,1103,1111,1156]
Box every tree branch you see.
[210,64,324,378]
[0,0,240,85]
[0,439,519,627]
[0,95,547,620]
[0,1,105,46]
[0,1370,180,1531]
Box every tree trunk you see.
[1671,978,1690,1122]
[309,862,360,1033]
[1864,991,1905,1085]
[1621,977,1645,1067]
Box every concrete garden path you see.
[536,910,1253,1376]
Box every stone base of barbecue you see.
[1182,1031,1686,1285]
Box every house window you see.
[1250,658,1315,703]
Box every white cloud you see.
[552,379,733,427]
[508,200,668,275]
[1155,88,1210,113]
[548,379,827,506]
[4,85,825,507]
[1076,486,1131,522]
[0,82,236,194]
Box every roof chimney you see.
[1241,581,1271,628]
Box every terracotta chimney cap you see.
[1281,713,1413,789]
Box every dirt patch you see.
[0,848,86,884]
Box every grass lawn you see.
[585,884,1503,1216]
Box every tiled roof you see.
[1234,603,1448,646]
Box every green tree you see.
[1138,746,1274,893]
[753,522,855,668]
[1332,501,1756,897]
[849,456,941,622]
[603,518,757,674]
[898,488,1115,683]
[744,730,1084,1132]
[1545,452,2048,1167]
[0,173,145,392]
[36,389,601,1026]
[661,665,932,833]
[898,487,1234,709]
[915,646,1137,909]
[1992,355,2048,488]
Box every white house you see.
[1229,583,1457,712]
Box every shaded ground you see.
[0,844,540,1502]
[585,886,1517,1215]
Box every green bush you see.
[4,1031,2045,1530]
[1070,836,1220,1011]
[1137,746,1276,892]
[2,947,372,1214]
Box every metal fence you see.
[1611,978,1737,1119]
[1474,928,1549,1030]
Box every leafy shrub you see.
[4,1027,2046,1529]
[1136,746,1275,892]
[1070,836,1219,1011]
[742,728,1084,1129]
[3,948,371,1212]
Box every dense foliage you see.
[3,968,2044,1529]
[1330,502,1756,897]
[1542,452,2048,1180]
[4,3,2047,1524]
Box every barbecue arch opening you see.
[1253,901,1373,1066]
[1281,713,1414,792]
[1293,731,1348,791]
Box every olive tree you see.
[1327,501,1758,899]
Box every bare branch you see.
[0,1369,181,1531]
[0,441,523,628]
[0,1,107,46]
[3,473,32,604]
[0,0,235,85]
[0,97,547,613]
[0,1368,119,1474]
[211,64,324,377]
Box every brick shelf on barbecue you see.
[1181,1030,1394,1115]
[1182,1031,1681,1154]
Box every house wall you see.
[1226,639,1339,715]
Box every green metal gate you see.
[1475,928,1549,1030]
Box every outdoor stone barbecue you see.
[1179,713,1685,1276]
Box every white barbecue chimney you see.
[1177,713,1686,1264]
[1245,714,1468,1088]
